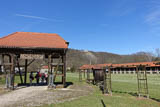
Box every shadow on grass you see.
[101,99,106,107]
[150,97,160,102]
[55,82,73,88]
[112,90,160,102]
[112,90,138,96]
[17,82,73,88]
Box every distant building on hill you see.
[40,66,55,74]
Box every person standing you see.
[29,72,34,86]
[45,73,48,84]
[35,71,40,85]
[41,73,45,83]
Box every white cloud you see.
[144,0,160,36]
[145,0,160,25]
[15,14,63,22]
[146,8,160,25]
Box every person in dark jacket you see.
[45,73,48,84]
[35,71,40,85]
[41,73,45,83]
[29,72,34,86]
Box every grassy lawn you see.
[0,73,160,107]
[49,73,160,107]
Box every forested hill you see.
[66,49,156,69]
[3,48,155,72]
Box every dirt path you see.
[0,84,93,107]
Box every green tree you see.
[70,66,76,73]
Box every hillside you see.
[66,49,154,69]
[0,49,156,72]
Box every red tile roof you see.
[79,63,111,70]
[79,64,93,70]
[92,64,112,69]
[111,62,159,68]
[80,61,160,70]
[42,66,48,69]
[0,32,68,49]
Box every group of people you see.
[29,71,48,86]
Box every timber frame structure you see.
[79,64,112,95]
[103,66,112,95]
[0,32,69,90]
[79,63,149,97]
[136,65,149,98]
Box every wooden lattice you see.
[136,65,149,98]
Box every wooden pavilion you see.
[0,32,69,89]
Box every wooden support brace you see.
[16,57,23,84]
[79,70,82,82]
[24,59,28,84]
[27,59,35,67]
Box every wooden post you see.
[87,69,89,82]
[136,66,140,97]
[108,66,112,95]
[144,66,149,98]
[102,66,112,95]
[2,54,4,71]
[48,54,51,86]
[88,69,90,82]
[62,55,64,84]
[10,54,15,90]
[79,70,82,82]
[2,54,8,88]
[16,57,23,84]
[63,54,66,87]
[103,68,106,94]
[24,59,28,84]
[136,65,149,98]
[48,54,56,88]
[9,55,12,89]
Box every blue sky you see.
[0,0,160,55]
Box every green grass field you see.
[0,73,160,107]
[52,73,160,107]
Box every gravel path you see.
[0,84,93,107]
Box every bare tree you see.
[84,50,97,64]
[145,52,155,62]
[154,48,160,61]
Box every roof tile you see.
[0,32,68,49]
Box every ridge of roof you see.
[79,61,159,70]
[16,32,67,42]
[0,32,68,49]
[0,32,18,40]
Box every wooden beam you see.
[27,59,35,67]
[51,63,64,66]
[16,57,23,84]
[79,70,82,82]
[24,59,28,84]
[48,55,51,75]
[53,56,62,82]
[103,68,106,94]
[63,54,66,87]
[62,55,64,84]
[2,63,13,66]
[11,54,15,90]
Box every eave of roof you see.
[80,61,160,70]
[0,32,68,49]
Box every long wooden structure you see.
[79,63,150,97]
